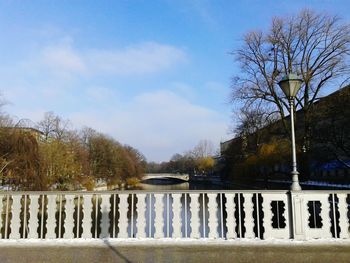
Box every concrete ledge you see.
[0,239,350,263]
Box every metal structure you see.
[278,74,303,191]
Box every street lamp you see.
[278,74,303,191]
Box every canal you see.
[137,178,350,191]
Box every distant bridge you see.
[142,173,189,182]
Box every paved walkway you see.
[0,239,350,263]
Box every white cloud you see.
[169,82,196,100]
[34,40,187,77]
[41,44,86,74]
[86,42,187,75]
[69,89,229,162]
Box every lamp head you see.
[278,74,303,99]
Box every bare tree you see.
[190,139,215,158]
[232,9,350,151]
[235,106,278,137]
[234,106,279,157]
[36,112,71,141]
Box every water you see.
[137,182,190,191]
[137,178,350,191]
[137,179,241,191]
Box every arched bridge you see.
[142,173,189,183]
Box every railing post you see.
[338,193,350,239]
[262,193,290,239]
[290,191,306,240]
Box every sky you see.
[0,0,350,162]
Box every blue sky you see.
[1,0,350,161]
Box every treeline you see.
[147,140,216,175]
[0,112,146,191]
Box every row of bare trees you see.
[0,112,146,191]
[147,140,216,175]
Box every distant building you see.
[221,86,350,184]
[1,126,45,142]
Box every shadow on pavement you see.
[103,239,132,263]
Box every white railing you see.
[0,190,349,240]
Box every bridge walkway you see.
[0,239,350,263]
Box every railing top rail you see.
[0,189,291,195]
[290,190,350,194]
[1,189,349,195]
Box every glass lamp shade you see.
[278,74,303,98]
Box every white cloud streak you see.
[40,41,187,77]
[69,89,229,162]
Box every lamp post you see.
[278,74,303,191]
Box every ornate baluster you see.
[338,193,350,238]
[262,194,273,239]
[154,193,164,238]
[100,194,111,238]
[172,193,182,238]
[189,193,200,238]
[46,195,57,239]
[81,195,93,238]
[9,195,21,239]
[225,193,237,239]
[243,193,255,238]
[28,195,39,239]
[207,193,218,238]
[225,193,236,239]
[319,195,332,238]
[63,194,75,238]
[136,193,146,238]
[118,194,128,238]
